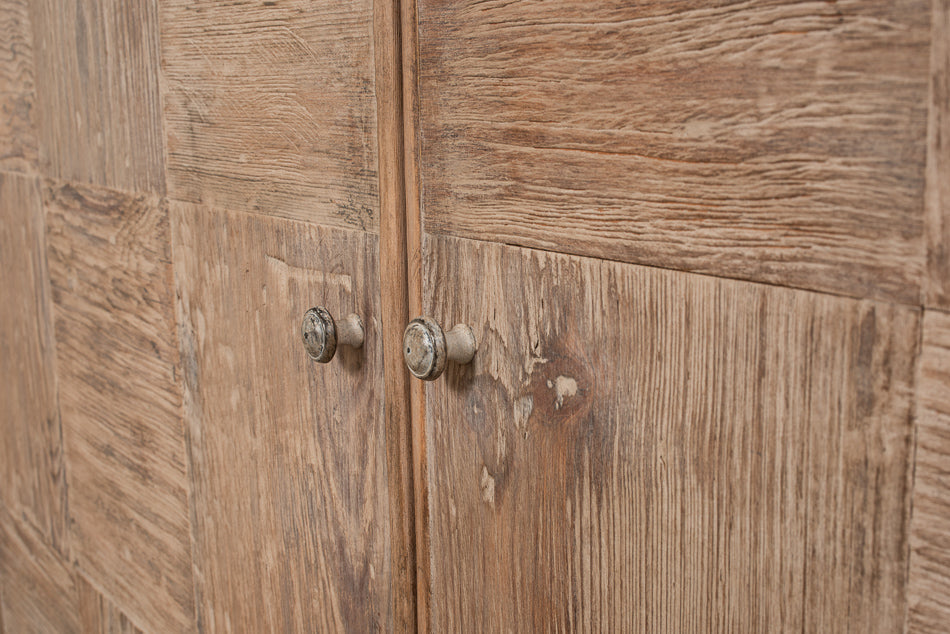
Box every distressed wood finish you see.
[45,182,194,632]
[173,203,391,631]
[160,0,379,231]
[77,575,144,634]
[0,508,81,634]
[0,508,144,634]
[908,310,950,632]
[374,0,418,628]
[0,507,79,634]
[417,0,930,303]
[0,0,37,173]
[29,0,165,194]
[925,0,950,308]
[423,235,918,632]
[0,172,67,551]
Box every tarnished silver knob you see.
[301,306,364,363]
[403,317,476,381]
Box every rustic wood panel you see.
[423,234,918,632]
[374,0,419,628]
[29,0,165,193]
[160,0,379,231]
[417,0,930,303]
[0,0,37,173]
[0,507,79,634]
[173,202,391,631]
[0,172,67,550]
[45,182,194,632]
[908,309,950,632]
[77,575,144,634]
[925,0,950,308]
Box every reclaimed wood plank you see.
[0,0,38,173]
[45,181,194,631]
[417,0,931,303]
[925,0,950,308]
[160,0,378,231]
[423,234,918,632]
[0,507,79,634]
[908,309,950,632]
[0,172,67,551]
[172,202,391,631]
[30,0,165,193]
[77,575,144,634]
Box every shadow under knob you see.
[301,306,364,363]
[403,317,476,381]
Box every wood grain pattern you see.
[29,0,165,193]
[0,506,79,634]
[0,0,38,173]
[45,182,194,632]
[173,202,391,631]
[77,575,144,634]
[423,234,918,632]
[417,0,930,303]
[399,0,432,627]
[374,0,418,629]
[908,309,950,632]
[925,0,950,308]
[0,172,67,551]
[160,0,379,231]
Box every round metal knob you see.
[403,317,476,381]
[301,306,364,363]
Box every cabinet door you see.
[412,0,929,630]
[162,0,395,630]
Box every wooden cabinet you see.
[0,0,948,632]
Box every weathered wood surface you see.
[160,0,379,231]
[0,506,145,634]
[0,172,67,551]
[374,0,419,628]
[0,0,37,173]
[45,182,194,632]
[399,0,433,627]
[172,203,391,631]
[908,309,950,633]
[77,575,144,634]
[0,507,80,633]
[30,0,165,194]
[417,0,931,303]
[925,0,950,308]
[423,234,918,632]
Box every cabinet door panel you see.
[417,0,930,303]
[160,0,379,231]
[173,203,391,631]
[423,234,917,632]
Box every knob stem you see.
[445,324,476,364]
[336,314,364,349]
